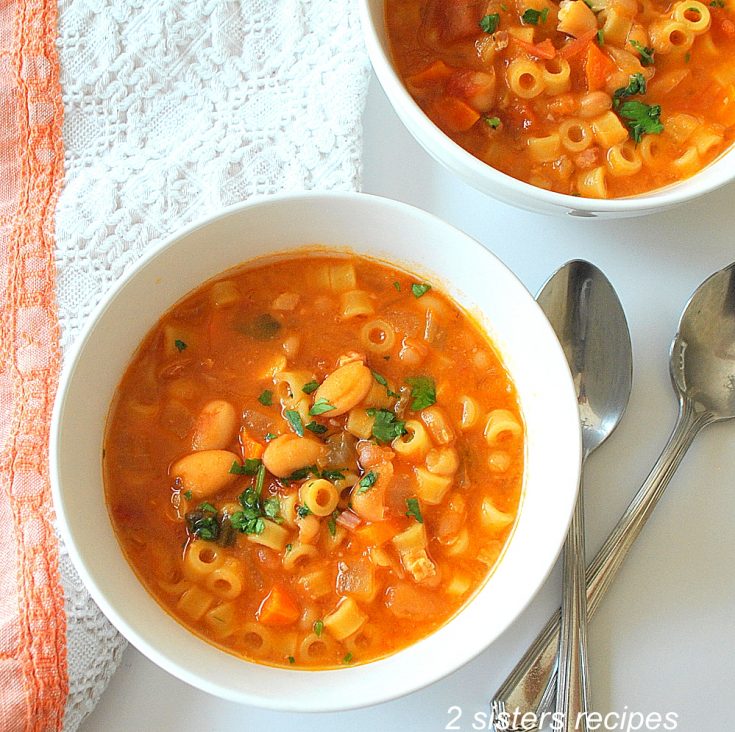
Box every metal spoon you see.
[491,262,735,731]
[537,261,633,732]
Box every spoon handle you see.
[490,400,709,730]
[555,483,589,732]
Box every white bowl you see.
[50,192,581,711]
[359,0,735,218]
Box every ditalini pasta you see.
[104,254,524,669]
[386,0,735,197]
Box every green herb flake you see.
[406,497,424,524]
[485,116,501,129]
[302,380,319,394]
[619,100,664,143]
[479,13,500,33]
[255,463,266,495]
[684,51,691,63]
[296,504,312,518]
[288,656,296,664]
[283,465,318,483]
[521,7,547,24]
[710,0,725,6]
[174,339,187,352]
[258,389,273,406]
[309,397,336,416]
[199,502,217,513]
[321,469,346,481]
[305,420,328,435]
[265,432,277,441]
[371,409,407,443]
[230,458,263,476]
[186,511,220,541]
[393,281,401,292]
[263,496,284,524]
[357,471,378,494]
[285,543,293,552]
[285,409,304,437]
[411,282,432,298]
[314,619,324,637]
[327,513,338,537]
[406,375,437,411]
[596,29,605,44]
[629,40,654,66]
[613,72,647,108]
[230,487,268,535]
[183,490,192,500]
[342,652,353,665]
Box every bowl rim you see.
[358,0,735,213]
[50,190,582,710]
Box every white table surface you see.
[80,76,735,732]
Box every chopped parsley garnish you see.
[296,504,312,518]
[228,485,279,534]
[321,469,346,481]
[285,409,304,437]
[302,380,319,394]
[288,656,295,664]
[185,510,219,541]
[711,0,725,6]
[309,398,336,416]
[342,652,353,664]
[684,51,691,63]
[255,463,266,494]
[183,490,192,500]
[258,389,273,406]
[327,511,338,537]
[629,40,654,66]
[305,420,328,435]
[285,543,293,552]
[596,29,605,44]
[485,116,501,129]
[370,409,407,443]
[313,619,324,637]
[357,471,378,493]
[406,497,424,524]
[411,282,432,298]
[265,432,277,441]
[521,7,548,24]
[479,13,500,33]
[406,375,437,411]
[283,465,319,482]
[393,281,401,292]
[619,101,664,143]
[174,339,187,352]
[199,502,217,513]
[613,73,647,108]
[230,458,263,475]
[372,370,400,398]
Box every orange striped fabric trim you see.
[0,0,67,728]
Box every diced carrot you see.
[240,427,265,460]
[431,97,481,132]
[513,37,557,60]
[558,29,597,59]
[354,520,401,547]
[257,585,300,626]
[407,60,454,89]
[584,43,616,92]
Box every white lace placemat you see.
[54,1,370,727]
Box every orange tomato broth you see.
[103,253,524,669]
[386,0,735,198]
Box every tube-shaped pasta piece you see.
[177,585,214,621]
[313,361,373,416]
[271,292,300,311]
[209,280,240,308]
[507,59,545,100]
[360,318,397,356]
[203,601,236,638]
[488,450,512,472]
[282,542,318,572]
[606,141,642,176]
[300,478,339,517]
[484,409,523,445]
[296,513,321,544]
[445,571,472,596]
[664,112,698,144]
[340,290,374,319]
[393,523,437,581]
[426,446,459,475]
[691,128,723,156]
[672,146,700,176]
[481,496,515,532]
[444,527,470,557]
[414,466,453,505]
[346,407,375,439]
[542,58,571,96]
[527,133,562,163]
[324,597,368,641]
[600,8,633,45]
[299,632,337,662]
[183,541,225,581]
[638,135,665,169]
[205,558,244,600]
[392,522,426,553]
[262,434,326,477]
[237,622,274,657]
[420,405,455,445]
[328,262,357,292]
[392,419,432,461]
[458,395,481,431]
[247,519,290,552]
[297,565,332,597]
[170,449,240,498]
[191,400,238,451]
[559,119,593,153]
[352,461,391,522]
[590,111,628,148]
[557,0,597,37]
[576,165,608,198]
[649,20,694,54]
[673,1,711,33]
[280,492,298,529]
[362,378,395,409]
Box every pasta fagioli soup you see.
[385,0,735,198]
[104,253,524,669]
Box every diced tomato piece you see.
[514,37,557,60]
[584,43,616,92]
[257,585,300,627]
[558,29,597,59]
[431,96,481,132]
